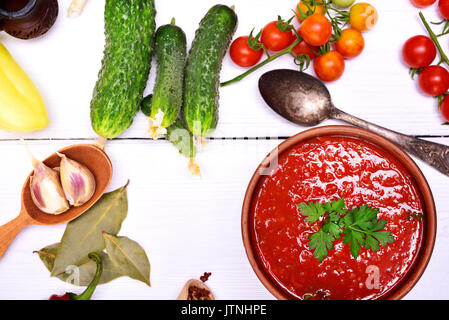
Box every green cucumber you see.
[90,0,156,139]
[141,95,152,117]
[142,18,187,138]
[183,5,238,137]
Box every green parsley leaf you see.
[324,198,347,215]
[328,212,340,223]
[352,205,378,230]
[343,205,395,259]
[342,227,365,259]
[298,199,396,262]
[365,234,380,252]
[297,202,325,224]
[309,230,335,263]
[322,222,342,240]
[372,231,395,247]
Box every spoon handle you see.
[331,107,449,177]
[0,214,31,261]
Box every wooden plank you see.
[0,0,448,141]
[0,138,447,299]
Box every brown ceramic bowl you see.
[242,125,436,300]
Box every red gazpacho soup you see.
[251,136,424,300]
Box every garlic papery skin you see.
[30,159,70,215]
[58,152,96,207]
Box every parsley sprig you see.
[297,198,395,263]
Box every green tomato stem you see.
[220,38,301,87]
[419,12,449,67]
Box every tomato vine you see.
[221,0,353,87]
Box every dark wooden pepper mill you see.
[0,0,58,40]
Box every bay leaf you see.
[51,184,128,276]
[36,243,123,286]
[103,233,151,286]
[35,243,59,272]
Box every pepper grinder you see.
[0,0,58,40]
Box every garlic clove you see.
[57,152,96,207]
[30,160,70,215]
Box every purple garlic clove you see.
[57,152,96,207]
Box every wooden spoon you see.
[0,144,112,260]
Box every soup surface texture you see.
[251,136,424,300]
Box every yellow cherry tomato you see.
[349,3,378,32]
[296,1,325,22]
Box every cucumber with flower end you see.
[142,103,196,159]
[183,5,238,138]
[142,18,187,139]
[90,0,156,139]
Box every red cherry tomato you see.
[418,65,449,96]
[402,35,437,69]
[439,0,449,19]
[411,0,437,7]
[300,13,332,47]
[261,21,295,52]
[313,51,345,82]
[292,40,318,60]
[335,28,365,59]
[440,95,449,122]
[230,36,264,67]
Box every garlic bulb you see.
[57,153,96,207]
[30,158,69,215]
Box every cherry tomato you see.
[296,1,325,22]
[261,21,295,52]
[402,35,436,69]
[439,0,449,20]
[411,0,437,7]
[335,28,365,59]
[349,3,378,32]
[229,36,264,67]
[314,51,345,82]
[300,14,332,46]
[332,0,355,8]
[292,39,318,59]
[440,95,449,122]
[418,65,449,96]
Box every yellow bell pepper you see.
[0,41,49,132]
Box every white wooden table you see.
[0,0,448,300]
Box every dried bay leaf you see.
[36,243,123,286]
[35,243,59,272]
[51,184,128,276]
[103,233,151,286]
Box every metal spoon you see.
[0,144,112,260]
[259,69,449,177]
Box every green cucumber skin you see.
[90,0,156,139]
[183,5,238,137]
[141,94,152,116]
[147,21,187,128]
